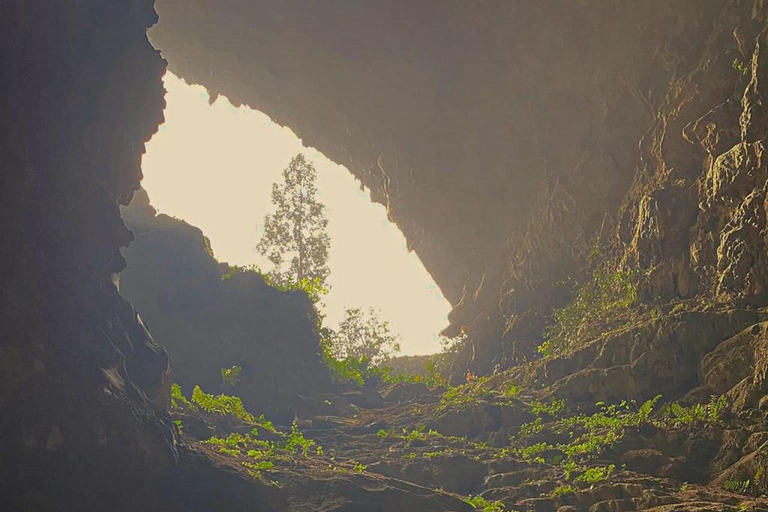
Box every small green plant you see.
[437,376,494,411]
[529,398,566,417]
[733,57,750,76]
[170,383,196,410]
[501,384,522,398]
[402,425,428,445]
[575,464,615,485]
[221,365,242,388]
[550,485,577,498]
[464,495,510,512]
[679,482,689,492]
[191,385,255,423]
[173,419,183,433]
[658,395,727,427]
[516,417,544,439]
[515,442,555,463]
[285,419,317,457]
[723,478,751,494]
[509,395,661,490]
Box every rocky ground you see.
[171,305,768,512]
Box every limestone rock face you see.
[120,190,334,421]
[150,0,768,372]
[0,1,178,509]
[0,2,282,510]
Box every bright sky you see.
[140,73,450,355]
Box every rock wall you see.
[0,2,281,510]
[0,1,174,508]
[120,190,333,421]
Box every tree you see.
[257,154,330,289]
[324,307,402,365]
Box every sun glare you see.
[140,73,451,355]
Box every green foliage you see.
[723,478,751,494]
[733,57,750,76]
[257,153,331,291]
[204,418,322,474]
[191,385,256,422]
[320,342,371,387]
[285,419,317,457]
[173,419,183,433]
[323,307,401,366]
[517,417,544,439]
[550,485,577,498]
[516,442,555,464]
[658,395,727,427]
[221,365,242,388]
[539,241,638,359]
[220,264,244,281]
[575,464,615,485]
[384,336,463,389]
[464,495,511,512]
[501,384,522,399]
[422,358,450,389]
[170,383,196,411]
[220,264,328,302]
[437,375,494,411]
[509,395,663,490]
[529,398,566,417]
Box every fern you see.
[191,385,255,423]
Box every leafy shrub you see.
[322,307,401,365]
[221,365,242,388]
[539,241,638,359]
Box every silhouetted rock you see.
[121,189,334,421]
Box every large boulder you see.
[121,190,334,421]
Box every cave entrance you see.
[137,72,450,356]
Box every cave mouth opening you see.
[136,72,450,356]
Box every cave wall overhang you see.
[149,0,767,370]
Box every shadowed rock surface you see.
[120,189,334,421]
